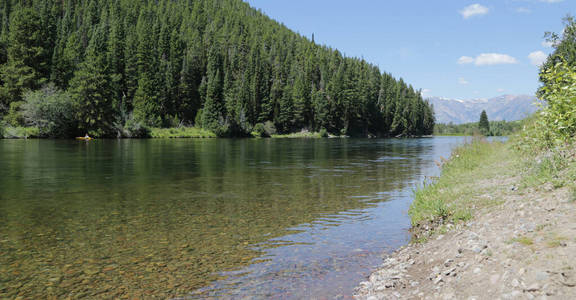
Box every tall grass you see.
[150,127,216,138]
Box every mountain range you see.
[427,95,540,124]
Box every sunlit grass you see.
[150,127,216,138]
[409,138,513,230]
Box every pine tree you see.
[0,8,50,108]
[133,10,162,127]
[478,110,490,136]
[68,25,114,136]
[201,45,224,133]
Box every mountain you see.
[427,95,539,124]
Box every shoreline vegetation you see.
[0,126,428,139]
[356,17,576,299]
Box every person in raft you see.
[84,133,90,139]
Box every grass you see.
[409,138,514,231]
[546,235,568,248]
[409,128,576,243]
[512,236,534,246]
[150,127,216,138]
[271,131,325,138]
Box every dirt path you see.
[355,160,576,299]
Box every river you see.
[0,137,468,299]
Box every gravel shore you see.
[355,159,576,299]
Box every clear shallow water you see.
[0,137,467,299]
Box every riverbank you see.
[355,138,576,299]
[0,126,347,139]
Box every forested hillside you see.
[0,0,434,137]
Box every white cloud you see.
[476,53,518,65]
[460,4,490,19]
[458,77,469,85]
[421,89,432,96]
[528,51,547,66]
[458,56,475,64]
[497,88,506,93]
[515,7,531,14]
[458,53,518,66]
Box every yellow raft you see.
[75,137,94,141]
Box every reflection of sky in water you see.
[193,137,470,299]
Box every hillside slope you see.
[0,0,433,137]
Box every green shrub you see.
[3,126,40,138]
[194,109,203,128]
[113,113,150,138]
[21,85,78,138]
[319,128,328,138]
[536,61,576,143]
[252,123,267,137]
[6,101,25,126]
[252,121,277,138]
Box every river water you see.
[0,137,467,299]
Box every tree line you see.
[0,0,434,138]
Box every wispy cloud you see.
[515,7,531,14]
[460,4,490,19]
[528,51,547,66]
[497,88,506,93]
[458,56,475,64]
[458,53,518,66]
[458,77,469,85]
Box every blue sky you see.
[245,0,575,99]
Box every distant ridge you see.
[427,95,539,124]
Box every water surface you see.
[0,137,466,298]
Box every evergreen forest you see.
[0,0,434,137]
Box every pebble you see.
[444,268,457,276]
[535,271,549,281]
[519,268,526,276]
[473,267,482,274]
[490,274,500,285]
[525,283,540,292]
[511,290,522,297]
[511,279,520,288]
